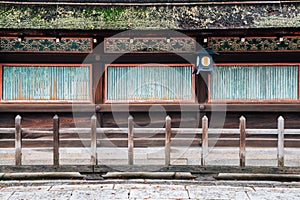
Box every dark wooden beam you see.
[203,104,300,112]
[0,27,300,38]
[0,104,95,112]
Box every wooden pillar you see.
[277,116,284,167]
[165,116,171,167]
[201,115,208,166]
[15,115,22,166]
[91,115,98,165]
[128,115,134,165]
[53,115,60,166]
[239,116,246,167]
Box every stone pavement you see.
[2,147,300,167]
[1,179,300,199]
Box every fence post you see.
[91,115,98,165]
[15,115,22,166]
[165,116,171,167]
[201,116,208,166]
[239,116,246,167]
[128,115,134,165]
[53,115,59,166]
[277,116,284,167]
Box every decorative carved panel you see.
[104,37,196,53]
[209,37,300,52]
[0,37,93,53]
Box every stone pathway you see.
[1,180,300,199]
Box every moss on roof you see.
[0,3,299,30]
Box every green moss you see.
[0,3,299,30]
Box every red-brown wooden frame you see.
[104,63,196,103]
[208,63,300,103]
[0,63,93,103]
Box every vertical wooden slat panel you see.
[2,65,91,101]
[106,65,193,101]
[165,116,171,167]
[201,115,208,166]
[128,115,134,165]
[239,116,246,167]
[277,116,285,167]
[53,115,59,166]
[211,65,298,101]
[15,115,22,166]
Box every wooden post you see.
[165,116,171,167]
[201,116,208,166]
[91,115,98,165]
[128,115,134,165]
[15,115,22,166]
[277,116,284,167]
[239,116,246,167]
[53,115,59,166]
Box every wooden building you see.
[0,0,300,130]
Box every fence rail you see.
[0,115,298,168]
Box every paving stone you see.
[187,185,250,200]
[50,184,114,191]
[97,149,128,159]
[1,185,51,192]
[70,189,129,200]
[0,159,14,165]
[134,159,165,165]
[9,191,72,200]
[97,159,128,165]
[247,190,300,200]
[114,183,153,190]
[129,185,189,199]
[170,158,188,165]
[246,159,277,167]
[253,187,300,193]
[206,158,239,166]
[0,192,12,200]
[2,147,300,167]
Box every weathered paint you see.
[210,65,298,101]
[2,65,91,101]
[106,65,193,102]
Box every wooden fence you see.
[0,114,298,168]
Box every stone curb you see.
[0,172,85,180]
[102,172,195,179]
[216,173,300,181]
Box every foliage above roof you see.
[0,2,299,30]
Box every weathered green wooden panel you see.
[2,66,90,101]
[107,65,193,101]
[210,65,298,101]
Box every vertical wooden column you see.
[277,116,285,167]
[165,116,171,167]
[128,115,134,165]
[15,115,22,166]
[91,115,98,165]
[201,116,208,166]
[239,116,246,167]
[53,115,60,166]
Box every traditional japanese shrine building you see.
[0,0,300,129]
